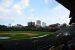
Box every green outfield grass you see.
[0,31,54,40]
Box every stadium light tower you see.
[56,0,75,25]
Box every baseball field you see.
[0,31,54,40]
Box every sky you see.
[0,0,70,26]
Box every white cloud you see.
[20,0,29,7]
[0,0,70,25]
[13,4,22,14]
[0,0,29,18]
[0,0,30,25]
[48,4,70,24]
[18,4,70,25]
[27,4,70,25]
[0,0,13,8]
[13,0,29,9]
[44,0,53,4]
[44,0,49,4]
[12,0,29,16]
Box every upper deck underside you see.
[56,0,75,11]
[56,0,75,17]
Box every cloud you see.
[0,0,70,25]
[44,0,59,9]
[0,0,13,8]
[48,4,70,24]
[0,0,30,25]
[20,0,29,7]
[11,0,30,18]
[44,0,54,4]
[0,0,29,18]
[13,0,29,9]
[44,0,49,4]
[13,4,22,15]
[28,4,70,25]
